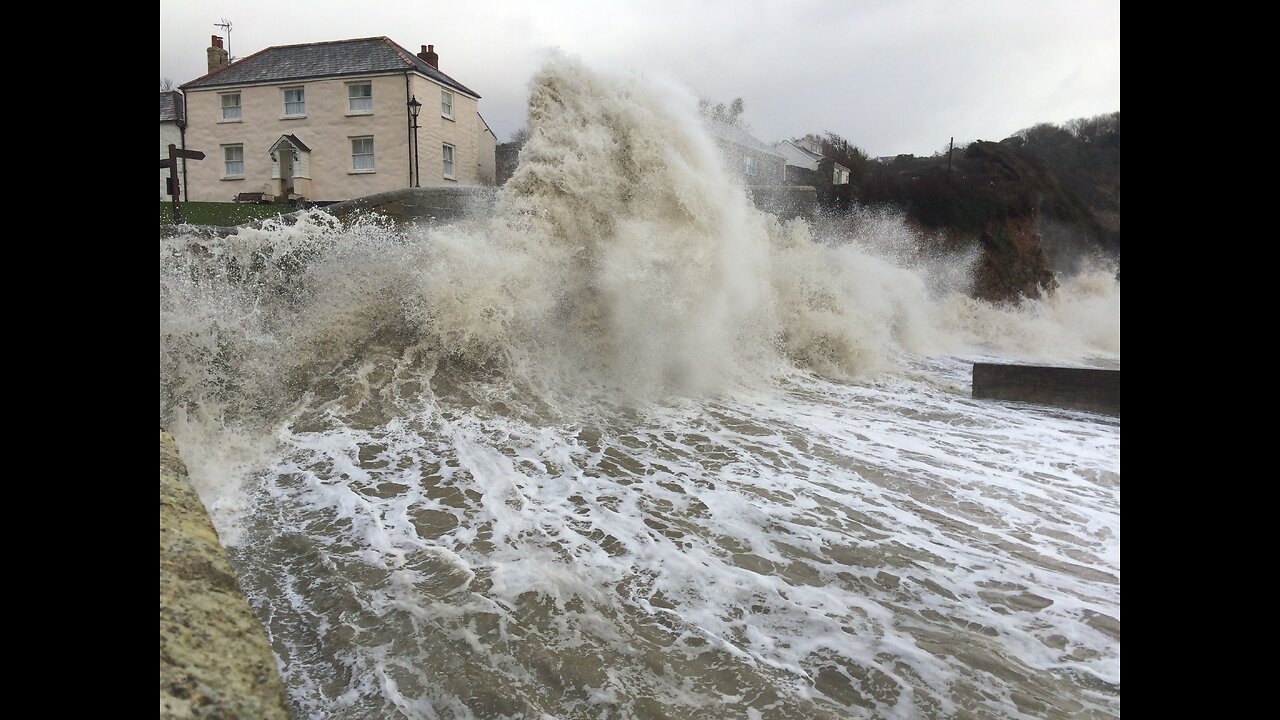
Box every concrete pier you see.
[972,363,1120,416]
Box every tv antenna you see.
[215,19,233,59]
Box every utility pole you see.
[947,136,954,179]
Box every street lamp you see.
[408,95,423,188]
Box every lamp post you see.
[408,95,422,188]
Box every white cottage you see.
[180,36,497,203]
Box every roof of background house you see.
[704,120,785,159]
[181,36,479,98]
[775,140,822,169]
[783,140,823,161]
[159,91,185,124]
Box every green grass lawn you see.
[159,201,294,227]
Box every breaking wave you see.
[159,57,1120,719]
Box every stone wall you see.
[747,185,818,220]
[159,184,814,239]
[159,429,291,719]
[321,186,498,223]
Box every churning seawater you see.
[160,58,1119,719]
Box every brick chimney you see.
[418,44,439,70]
[207,35,229,74]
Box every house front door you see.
[280,150,295,196]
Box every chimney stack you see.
[418,44,439,70]
[207,35,229,74]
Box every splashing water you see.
[160,58,1119,719]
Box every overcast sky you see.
[159,0,1119,157]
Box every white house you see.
[180,36,496,203]
[160,91,186,200]
[776,138,851,187]
[704,120,786,184]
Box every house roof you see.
[776,140,850,172]
[181,36,480,98]
[704,120,785,159]
[775,140,822,170]
[159,91,184,124]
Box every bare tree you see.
[160,77,175,92]
[699,96,745,126]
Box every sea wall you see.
[321,186,499,223]
[159,184,817,240]
[972,363,1121,416]
[159,429,291,719]
[746,184,818,220]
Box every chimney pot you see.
[207,36,229,73]
[417,43,439,70]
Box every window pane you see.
[349,84,372,112]
[225,145,243,175]
[285,88,305,115]
[352,138,374,170]
[443,144,454,176]
[221,94,240,121]
[441,90,453,116]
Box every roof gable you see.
[270,134,312,153]
[775,140,822,170]
[181,37,479,98]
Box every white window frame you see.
[219,92,241,122]
[283,86,306,118]
[350,136,375,173]
[744,155,758,176]
[442,142,455,179]
[441,89,454,120]
[222,144,244,179]
[347,82,372,114]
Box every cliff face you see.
[852,139,1115,302]
[159,429,291,719]
[973,215,1058,303]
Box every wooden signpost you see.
[161,144,205,224]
